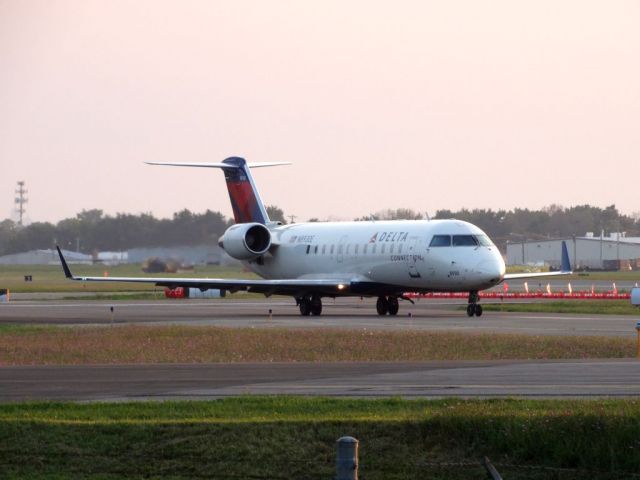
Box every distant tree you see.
[0,219,17,254]
[265,205,286,223]
[356,208,422,221]
[76,209,104,224]
[307,218,320,222]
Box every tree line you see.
[360,204,640,250]
[0,204,637,256]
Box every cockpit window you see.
[452,235,478,246]
[429,235,451,247]
[474,234,494,247]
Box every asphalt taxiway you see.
[2,360,639,401]
[2,299,639,401]
[1,298,639,337]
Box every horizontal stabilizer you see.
[145,161,291,169]
[146,157,290,224]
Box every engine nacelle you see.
[219,223,271,260]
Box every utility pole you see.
[288,214,297,224]
[14,181,28,226]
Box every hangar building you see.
[506,233,640,270]
[0,249,92,265]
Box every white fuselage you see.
[243,219,505,293]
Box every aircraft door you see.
[406,237,422,278]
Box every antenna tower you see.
[14,181,28,226]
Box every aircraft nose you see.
[476,256,505,284]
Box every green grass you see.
[0,264,259,293]
[1,397,640,479]
[483,300,640,315]
[0,326,634,365]
[0,324,53,335]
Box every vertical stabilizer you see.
[221,157,270,224]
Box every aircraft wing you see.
[502,240,572,281]
[56,247,350,296]
[502,270,572,280]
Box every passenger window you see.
[363,244,368,254]
[452,235,479,246]
[355,244,359,255]
[330,245,335,254]
[306,245,310,254]
[398,244,403,253]
[346,244,351,255]
[390,244,395,254]
[372,244,377,254]
[314,245,318,254]
[381,244,386,254]
[322,245,326,254]
[429,235,451,247]
[338,244,343,254]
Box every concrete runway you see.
[1,298,639,337]
[2,360,640,401]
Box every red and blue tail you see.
[145,157,290,224]
[221,157,269,224]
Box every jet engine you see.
[219,223,272,260]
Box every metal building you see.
[127,244,234,265]
[0,249,92,265]
[506,233,640,270]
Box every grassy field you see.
[0,264,258,293]
[1,397,640,479]
[483,300,640,315]
[0,325,634,365]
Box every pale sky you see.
[1,0,639,224]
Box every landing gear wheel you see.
[376,296,389,315]
[299,297,311,316]
[387,296,399,316]
[310,295,322,316]
[467,290,481,317]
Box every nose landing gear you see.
[466,291,483,317]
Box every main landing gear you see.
[466,290,483,317]
[298,294,322,316]
[376,296,399,316]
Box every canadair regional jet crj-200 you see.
[56,157,571,317]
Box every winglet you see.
[561,241,571,273]
[56,246,74,279]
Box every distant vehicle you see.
[632,288,640,306]
[57,157,571,317]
